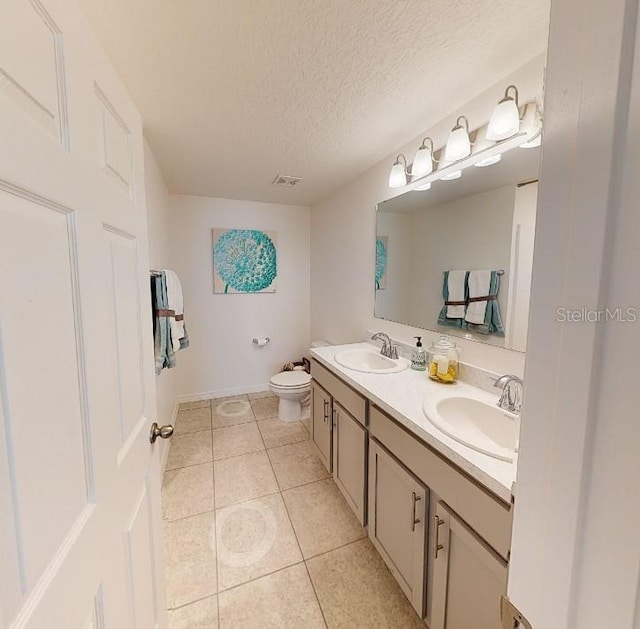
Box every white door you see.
[0,2,166,628]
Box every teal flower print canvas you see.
[213,228,278,293]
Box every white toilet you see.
[269,370,312,422]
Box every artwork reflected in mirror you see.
[374,145,540,352]
[375,236,388,290]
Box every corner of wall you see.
[144,140,183,427]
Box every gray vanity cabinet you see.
[310,357,513,626]
[430,501,508,629]
[332,402,366,524]
[368,439,428,617]
[311,360,369,524]
[310,380,332,472]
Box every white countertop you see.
[310,342,517,503]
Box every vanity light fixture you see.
[444,116,472,162]
[519,105,542,148]
[474,154,502,167]
[411,137,435,177]
[520,133,541,149]
[487,85,521,141]
[388,153,408,188]
[387,90,540,190]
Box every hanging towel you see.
[437,270,468,329]
[152,272,176,374]
[164,269,187,352]
[445,270,467,318]
[463,270,505,336]
[465,270,493,324]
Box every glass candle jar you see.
[428,335,459,384]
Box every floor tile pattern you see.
[163,392,423,628]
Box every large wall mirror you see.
[374,145,540,352]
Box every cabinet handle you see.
[323,399,329,423]
[332,408,337,428]
[411,492,422,531]
[434,515,445,558]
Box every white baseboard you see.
[177,383,271,403]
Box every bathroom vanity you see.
[310,342,516,629]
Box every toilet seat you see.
[270,371,311,389]
[269,371,311,422]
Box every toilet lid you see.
[270,371,311,388]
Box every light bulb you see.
[475,154,502,167]
[440,170,462,181]
[519,104,542,148]
[487,85,520,141]
[444,116,471,161]
[388,154,408,188]
[414,181,432,191]
[412,138,434,177]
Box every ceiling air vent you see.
[272,174,303,187]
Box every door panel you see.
[104,226,146,444]
[332,402,366,524]
[311,380,332,472]
[125,481,158,629]
[0,2,165,626]
[431,502,507,629]
[0,190,92,590]
[95,84,133,197]
[368,440,427,616]
[0,0,69,146]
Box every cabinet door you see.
[311,380,332,472]
[368,440,427,616]
[332,402,367,525]
[431,502,508,629]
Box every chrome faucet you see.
[494,375,524,415]
[371,332,399,359]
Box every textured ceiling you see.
[79,0,550,206]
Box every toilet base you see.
[278,397,302,422]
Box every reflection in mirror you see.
[375,145,540,352]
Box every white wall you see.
[144,140,181,445]
[375,211,413,322]
[505,182,538,352]
[508,0,640,626]
[169,195,310,398]
[311,55,546,375]
[408,184,515,343]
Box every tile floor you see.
[162,390,424,628]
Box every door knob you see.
[150,422,174,444]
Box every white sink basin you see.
[334,349,408,374]
[423,396,519,462]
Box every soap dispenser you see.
[411,336,427,371]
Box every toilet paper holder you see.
[252,337,271,347]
